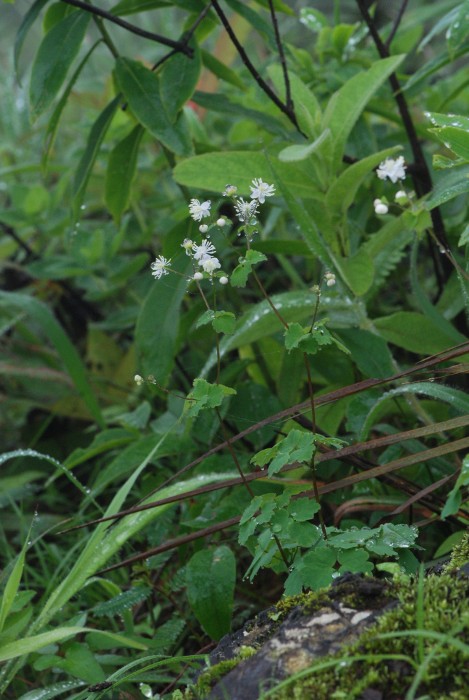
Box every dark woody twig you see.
[151,2,213,72]
[60,0,193,56]
[267,0,293,113]
[355,0,449,251]
[385,0,409,50]
[211,0,304,135]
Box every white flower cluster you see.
[188,178,276,236]
[182,237,225,281]
[151,179,276,282]
[324,271,336,287]
[374,157,409,216]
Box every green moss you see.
[444,531,469,572]
[181,645,258,699]
[268,571,469,700]
[270,589,329,622]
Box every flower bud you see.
[199,224,208,233]
[219,276,229,285]
[193,271,204,280]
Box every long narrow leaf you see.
[0,292,103,427]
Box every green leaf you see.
[186,378,236,417]
[186,546,236,640]
[115,57,192,156]
[425,164,469,209]
[105,125,144,224]
[360,384,469,439]
[284,322,305,351]
[196,310,236,335]
[200,290,361,378]
[14,0,50,82]
[338,549,373,575]
[268,65,321,138]
[289,497,320,522]
[335,329,394,378]
[278,130,331,163]
[323,55,405,170]
[441,454,469,519]
[431,126,469,160]
[17,680,85,700]
[160,41,201,119]
[326,146,402,216]
[30,11,90,119]
[339,248,374,296]
[231,249,267,287]
[42,40,101,173]
[374,311,459,354]
[284,548,336,595]
[0,536,28,634]
[200,49,246,90]
[58,641,105,684]
[0,627,147,663]
[252,429,316,476]
[212,311,236,335]
[0,292,103,427]
[92,587,151,617]
[135,254,191,384]
[73,95,121,220]
[173,151,323,200]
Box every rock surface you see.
[206,574,395,700]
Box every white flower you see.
[134,374,144,385]
[201,256,221,274]
[199,224,208,233]
[193,271,204,281]
[223,184,238,197]
[193,239,216,262]
[373,198,389,215]
[324,271,336,287]
[250,178,276,203]
[395,190,408,204]
[376,156,406,183]
[234,197,259,223]
[217,217,226,227]
[189,199,211,221]
[219,276,229,285]
[151,255,171,279]
[181,238,194,255]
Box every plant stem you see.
[60,0,193,54]
[211,0,304,134]
[267,0,293,112]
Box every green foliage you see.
[185,545,236,640]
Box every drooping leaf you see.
[135,254,191,384]
[323,55,405,169]
[374,311,459,354]
[115,57,192,156]
[72,95,121,219]
[0,292,103,427]
[186,546,236,640]
[42,40,101,172]
[30,11,90,119]
[14,0,51,82]
[105,124,144,223]
[160,41,201,119]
